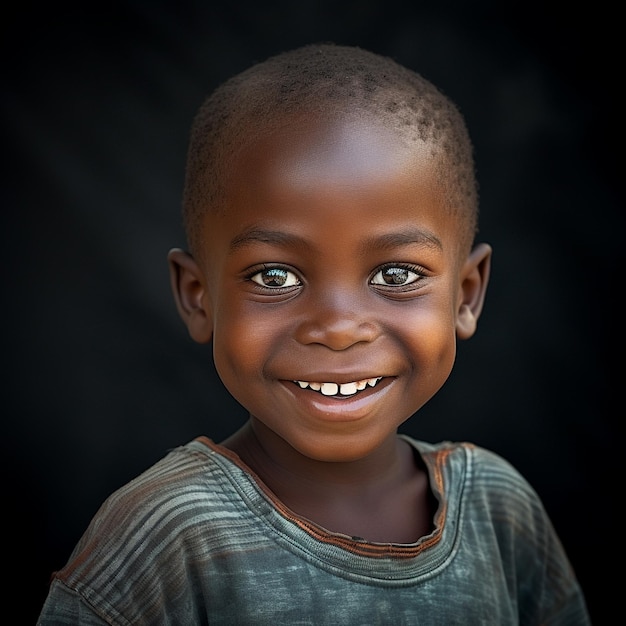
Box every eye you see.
[250,266,301,288]
[370,264,421,287]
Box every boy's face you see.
[174,112,489,463]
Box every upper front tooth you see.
[339,382,357,395]
[309,382,322,391]
[320,382,339,396]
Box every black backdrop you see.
[4,2,621,623]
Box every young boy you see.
[38,43,590,624]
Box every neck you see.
[222,418,412,498]
[220,419,432,544]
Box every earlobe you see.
[456,243,492,340]
[167,248,213,344]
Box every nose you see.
[294,290,379,350]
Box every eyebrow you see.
[228,226,442,254]
[229,228,311,253]
[361,228,442,253]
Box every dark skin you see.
[168,111,491,544]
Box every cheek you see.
[211,304,280,386]
[213,321,253,380]
[399,303,458,372]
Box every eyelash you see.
[245,263,426,292]
[247,265,302,290]
[370,263,425,289]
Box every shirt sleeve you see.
[38,579,112,626]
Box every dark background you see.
[3,2,620,623]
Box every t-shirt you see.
[37,435,590,625]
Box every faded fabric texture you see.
[38,436,590,625]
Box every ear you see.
[455,242,492,340]
[167,248,213,344]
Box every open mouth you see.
[293,377,383,397]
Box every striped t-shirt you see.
[38,435,590,625]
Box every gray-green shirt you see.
[38,436,590,625]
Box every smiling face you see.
[170,111,490,464]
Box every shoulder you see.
[406,436,538,504]
[462,443,547,523]
[413,439,572,571]
[92,438,224,525]
[45,438,256,621]
[56,438,246,581]
[404,436,557,544]
[465,443,537,499]
[403,437,590,624]
[457,445,590,624]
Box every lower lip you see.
[282,378,393,422]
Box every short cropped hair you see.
[182,43,479,255]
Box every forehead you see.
[223,111,442,206]
[200,111,463,262]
